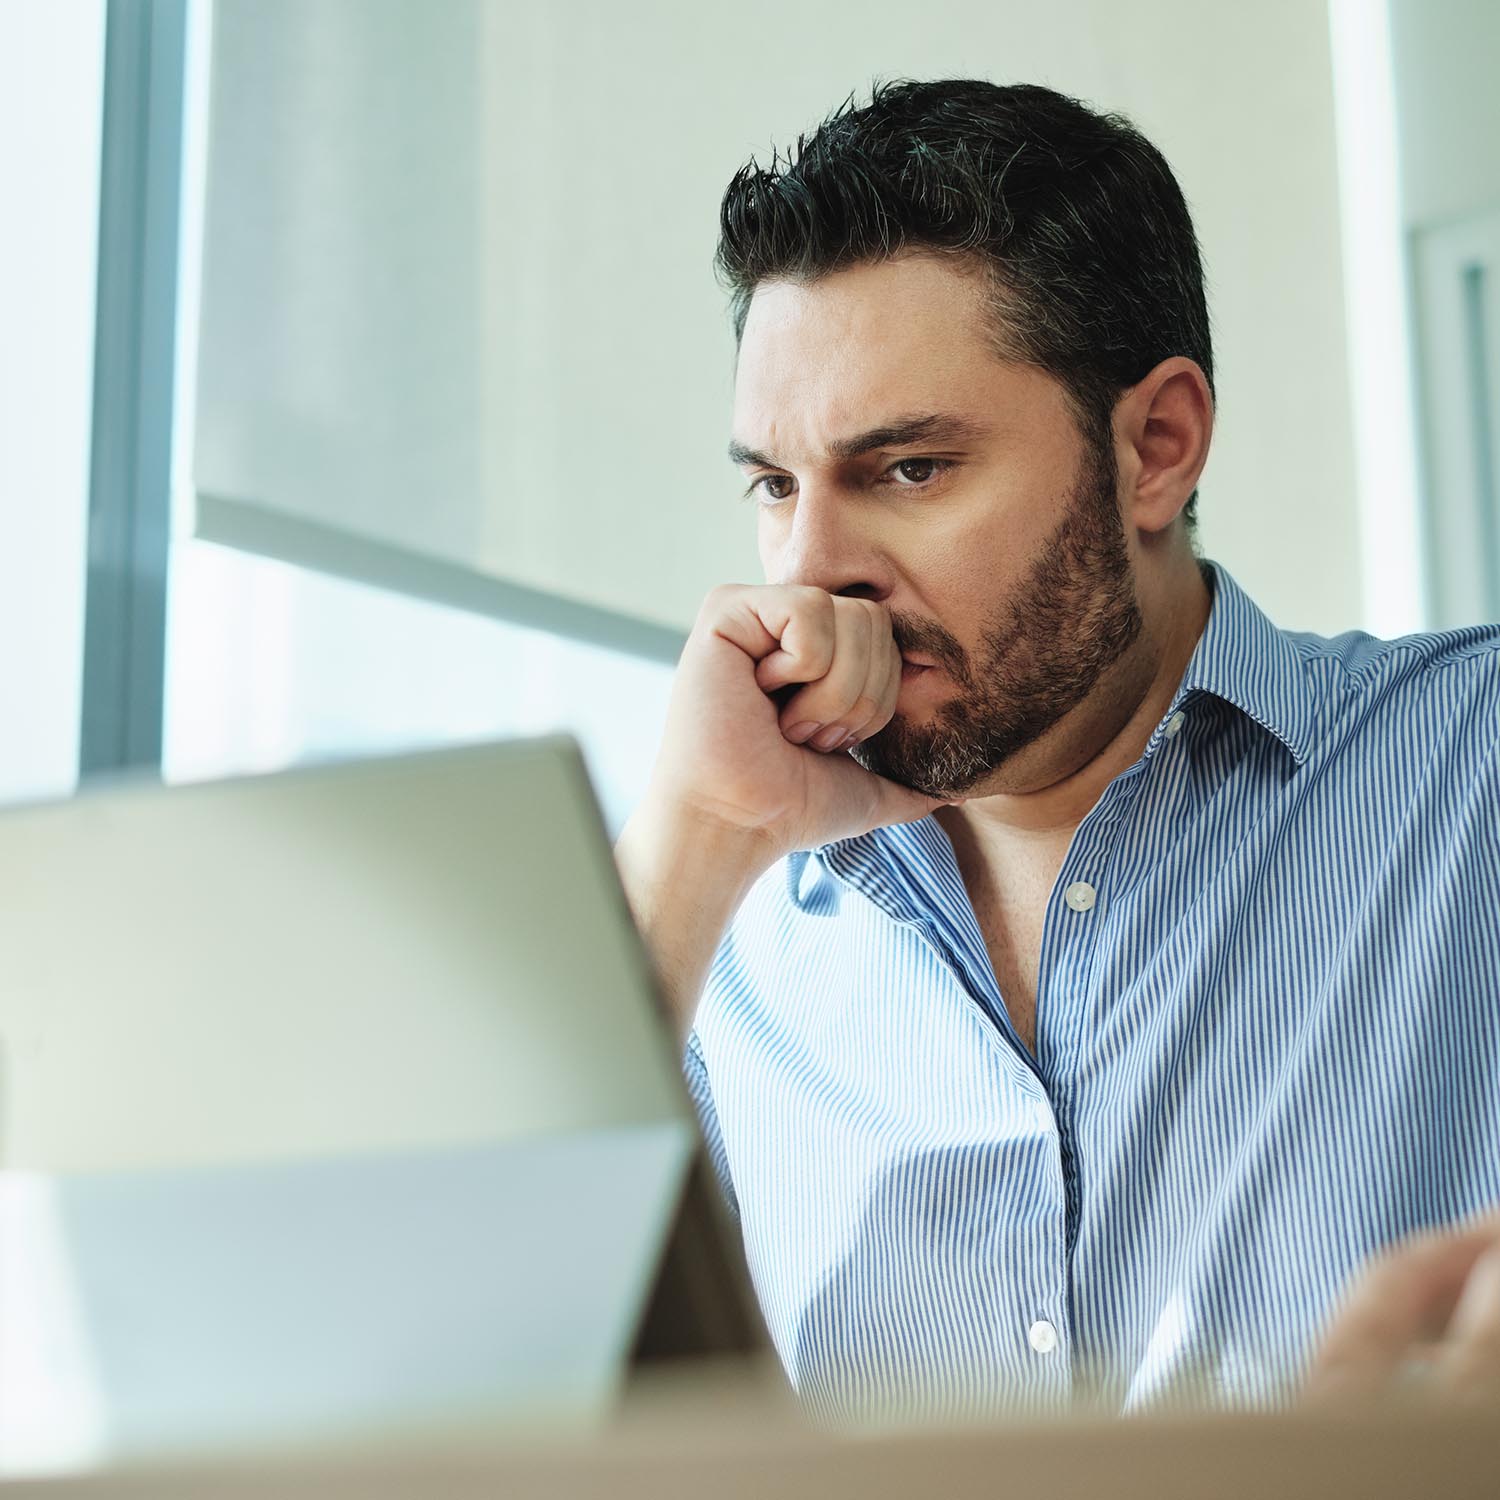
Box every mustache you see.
[888,610,971,685]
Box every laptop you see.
[0,737,766,1474]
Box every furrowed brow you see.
[727,439,774,468]
[728,413,989,469]
[828,414,989,460]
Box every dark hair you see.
[715,79,1214,528]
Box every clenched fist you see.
[651,583,940,856]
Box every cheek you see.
[755,513,783,581]
[894,527,1012,620]
[948,485,1054,581]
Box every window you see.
[163,540,674,835]
[160,0,673,834]
[0,0,106,807]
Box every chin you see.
[850,730,983,800]
[854,702,1053,800]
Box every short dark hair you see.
[715,79,1214,528]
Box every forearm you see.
[614,793,776,1038]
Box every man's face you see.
[730,252,1143,799]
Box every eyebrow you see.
[727,412,992,469]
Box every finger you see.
[1433,1241,1500,1398]
[700,584,834,677]
[1306,1222,1500,1401]
[749,587,836,689]
[852,627,894,744]
[777,599,878,747]
[844,625,902,746]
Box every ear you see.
[1114,357,1214,535]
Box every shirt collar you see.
[1176,560,1315,768]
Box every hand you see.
[1304,1211,1500,1404]
[643,583,945,864]
[616,583,947,1028]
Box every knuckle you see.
[831,599,873,649]
[793,595,837,657]
[698,582,741,619]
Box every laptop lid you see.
[0,738,765,1472]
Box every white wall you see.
[196,0,1361,636]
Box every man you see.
[615,79,1500,1423]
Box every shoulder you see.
[1287,618,1500,682]
[1291,619,1500,725]
[1282,620,1500,803]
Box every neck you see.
[937,556,1212,857]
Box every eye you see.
[885,457,953,487]
[747,473,795,503]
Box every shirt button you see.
[1028,1319,1060,1354]
[1063,881,1096,913]
[1164,710,1187,739]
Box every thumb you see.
[862,774,952,834]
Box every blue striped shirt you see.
[684,561,1500,1424]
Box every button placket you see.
[1037,812,1122,1287]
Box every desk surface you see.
[3,1362,1498,1500]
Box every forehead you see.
[732,254,1052,457]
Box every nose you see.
[764,483,893,603]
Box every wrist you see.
[616,785,780,913]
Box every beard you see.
[850,439,1143,799]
